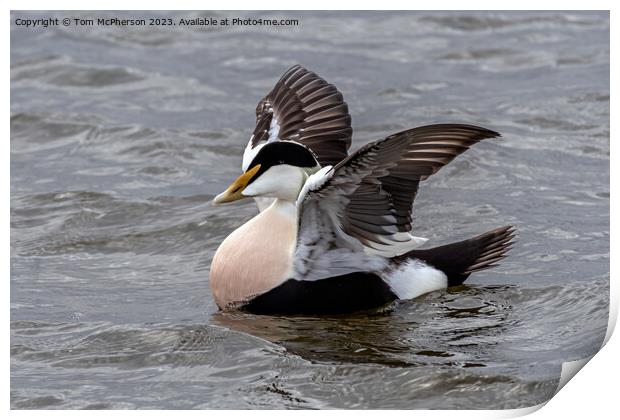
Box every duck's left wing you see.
[293,124,500,280]
[243,65,352,171]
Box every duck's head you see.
[213,141,321,205]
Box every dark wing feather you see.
[402,226,516,286]
[301,124,500,255]
[251,65,352,166]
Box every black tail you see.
[402,226,516,286]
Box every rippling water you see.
[11,11,609,409]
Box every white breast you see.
[209,200,297,309]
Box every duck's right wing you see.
[293,124,500,281]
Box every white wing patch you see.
[242,109,280,173]
[267,110,280,142]
[242,141,264,172]
[359,234,428,257]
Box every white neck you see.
[265,197,298,218]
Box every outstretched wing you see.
[293,124,501,280]
[242,65,352,171]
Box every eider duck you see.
[210,65,515,315]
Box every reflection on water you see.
[11,10,609,409]
[212,286,515,368]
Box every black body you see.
[241,272,398,315]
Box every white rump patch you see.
[385,260,448,300]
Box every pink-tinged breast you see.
[210,202,297,309]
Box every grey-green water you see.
[11,11,609,409]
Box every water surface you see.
[11,10,609,409]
